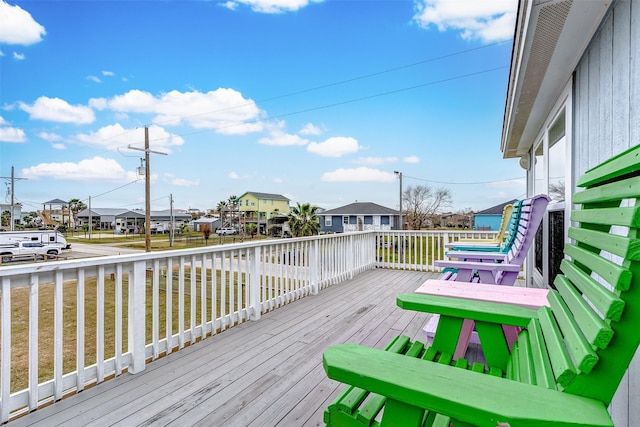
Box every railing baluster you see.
[76,268,85,391]
[152,259,159,359]
[115,263,123,374]
[1,277,11,423]
[54,270,63,401]
[190,254,196,345]
[29,273,38,411]
[97,266,104,383]
[178,257,185,348]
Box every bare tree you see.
[549,181,565,201]
[402,185,452,230]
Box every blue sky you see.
[0,0,523,214]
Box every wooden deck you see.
[11,269,441,427]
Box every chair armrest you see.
[397,293,536,327]
[435,260,522,273]
[444,250,508,261]
[323,344,613,427]
[414,280,550,310]
[448,245,502,252]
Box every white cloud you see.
[51,143,66,150]
[97,88,264,135]
[12,51,24,60]
[354,156,398,165]
[0,125,26,142]
[307,136,360,157]
[403,155,420,163]
[20,96,95,124]
[273,177,283,183]
[413,0,516,42]
[223,0,322,14]
[75,123,184,152]
[258,130,309,146]
[87,75,102,83]
[228,171,253,180]
[0,50,4,56]
[88,97,108,110]
[321,167,397,182]
[0,1,46,45]
[299,122,323,136]
[20,156,139,182]
[0,116,8,125]
[164,173,200,187]
[38,131,63,142]
[102,70,115,76]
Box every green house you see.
[237,191,290,234]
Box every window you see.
[528,81,572,289]
[364,216,373,224]
[381,216,389,225]
[325,217,332,227]
[343,216,349,225]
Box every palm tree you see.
[227,195,239,227]
[68,198,87,230]
[287,202,320,237]
[216,200,228,227]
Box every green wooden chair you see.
[322,144,640,427]
[446,200,522,253]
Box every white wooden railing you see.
[0,229,496,422]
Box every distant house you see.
[238,192,290,234]
[318,202,400,233]
[437,212,473,229]
[193,217,221,232]
[76,208,191,232]
[473,200,516,231]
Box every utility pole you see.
[1,166,27,231]
[129,126,167,252]
[169,193,174,247]
[394,171,403,230]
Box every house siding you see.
[473,214,502,231]
[573,1,640,424]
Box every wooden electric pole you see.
[128,126,167,252]
[1,166,27,231]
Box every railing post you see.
[348,234,354,279]
[249,246,261,321]
[310,239,319,295]
[129,260,146,374]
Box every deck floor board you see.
[11,269,439,427]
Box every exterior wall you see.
[573,1,640,424]
[320,215,344,233]
[319,215,394,233]
[239,195,289,219]
[473,214,501,231]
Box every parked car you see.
[0,241,62,263]
[216,228,238,236]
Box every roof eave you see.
[501,0,612,159]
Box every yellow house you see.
[238,191,290,234]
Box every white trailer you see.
[0,230,71,250]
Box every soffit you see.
[501,0,612,158]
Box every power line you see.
[148,39,513,128]
[147,65,509,144]
[78,41,512,150]
[403,174,524,185]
